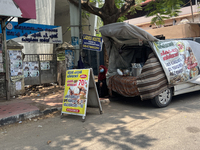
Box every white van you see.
[99,22,200,108]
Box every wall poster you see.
[40,61,50,70]
[23,61,39,77]
[16,81,22,91]
[65,50,74,70]
[9,50,22,76]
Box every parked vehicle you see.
[99,22,200,108]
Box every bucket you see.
[132,68,142,77]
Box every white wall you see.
[21,0,55,54]
[19,0,96,56]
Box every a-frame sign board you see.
[61,68,102,121]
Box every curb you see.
[0,99,110,126]
[0,107,62,126]
[0,110,40,126]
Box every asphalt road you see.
[1,91,200,150]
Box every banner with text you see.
[62,69,90,116]
[82,34,103,51]
[1,21,62,44]
[153,40,200,84]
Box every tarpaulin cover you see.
[99,22,200,99]
[108,75,139,97]
[99,22,158,80]
[107,52,168,100]
[136,53,168,100]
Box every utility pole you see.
[79,0,82,59]
[95,2,100,74]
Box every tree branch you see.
[68,0,103,18]
[117,0,136,18]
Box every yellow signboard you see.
[62,69,90,116]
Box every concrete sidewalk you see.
[0,85,109,126]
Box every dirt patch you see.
[21,84,64,99]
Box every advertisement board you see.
[62,69,90,116]
[2,21,62,44]
[82,34,103,51]
[61,68,102,120]
[153,40,200,84]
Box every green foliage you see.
[117,1,143,22]
[117,15,128,22]
[129,3,143,15]
[87,0,184,30]
[117,4,143,22]
[89,0,144,22]
[87,1,144,33]
[115,0,125,8]
[145,0,184,26]
[81,10,90,24]
[96,32,102,37]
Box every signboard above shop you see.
[0,0,36,19]
[82,34,103,51]
[0,21,63,44]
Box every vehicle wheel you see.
[151,88,172,108]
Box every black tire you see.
[151,88,172,108]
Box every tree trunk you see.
[68,0,136,68]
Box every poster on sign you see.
[23,62,30,77]
[40,61,50,70]
[61,68,102,121]
[153,40,200,84]
[65,50,74,70]
[9,50,23,76]
[23,61,39,78]
[30,62,39,77]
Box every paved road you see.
[1,91,200,150]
